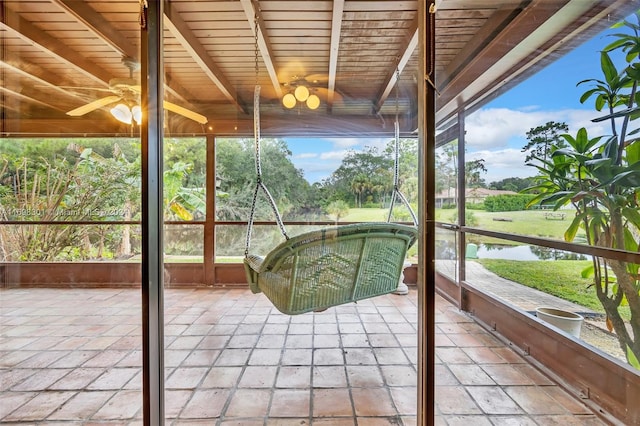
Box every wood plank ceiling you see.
[1,0,637,136]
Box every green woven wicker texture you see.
[244,223,418,315]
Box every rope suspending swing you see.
[243,18,417,315]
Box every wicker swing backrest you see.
[244,222,418,315]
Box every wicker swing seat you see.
[244,222,418,315]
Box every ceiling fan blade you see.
[66,95,122,116]
[163,100,208,124]
[305,73,330,83]
[313,87,343,103]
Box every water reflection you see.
[476,244,587,261]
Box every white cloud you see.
[319,150,350,160]
[464,106,623,183]
[293,153,318,159]
[324,138,363,149]
[467,148,536,183]
[465,108,542,149]
[465,107,613,150]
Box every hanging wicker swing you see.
[242,83,417,314]
[243,18,417,314]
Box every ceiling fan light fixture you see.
[111,103,133,124]
[294,85,309,102]
[131,105,142,125]
[282,93,297,109]
[306,94,320,110]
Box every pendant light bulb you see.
[282,93,297,109]
[294,85,309,102]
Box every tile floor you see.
[0,287,609,425]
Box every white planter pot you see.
[535,307,584,338]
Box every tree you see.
[323,146,392,207]
[465,158,487,188]
[489,177,535,192]
[350,173,369,208]
[525,15,640,367]
[215,138,320,222]
[435,142,458,204]
[0,142,139,260]
[522,121,569,164]
[326,200,349,223]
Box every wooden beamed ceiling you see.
[1,0,637,136]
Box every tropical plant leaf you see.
[169,202,193,221]
[564,214,583,242]
[600,52,619,84]
[628,345,640,369]
[628,139,640,164]
[581,264,595,279]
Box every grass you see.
[341,208,389,222]
[476,258,631,319]
[436,208,575,244]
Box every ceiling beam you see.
[0,59,88,104]
[240,0,283,98]
[437,6,519,92]
[326,0,345,110]
[52,0,139,60]
[164,2,247,114]
[374,17,419,113]
[435,0,571,125]
[0,86,64,111]
[50,0,191,105]
[0,8,112,86]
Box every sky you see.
[282,17,635,185]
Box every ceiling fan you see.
[280,74,343,110]
[65,57,207,125]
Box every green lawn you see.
[341,208,389,222]
[475,258,631,319]
[436,208,576,243]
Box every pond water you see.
[472,244,588,261]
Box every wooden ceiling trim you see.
[435,0,524,9]
[173,11,248,21]
[325,0,344,110]
[167,1,242,14]
[0,9,112,86]
[342,11,415,21]
[240,0,282,98]
[435,26,483,35]
[436,6,525,92]
[187,20,255,30]
[343,1,417,12]
[436,0,573,125]
[267,28,330,37]
[342,20,413,29]
[437,9,495,19]
[257,1,333,12]
[261,11,332,20]
[52,0,138,60]
[163,4,245,113]
[374,16,419,112]
[269,36,331,44]
[264,21,331,30]
[436,18,487,28]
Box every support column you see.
[418,1,436,425]
[140,1,164,424]
[204,133,216,286]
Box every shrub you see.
[484,194,536,212]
